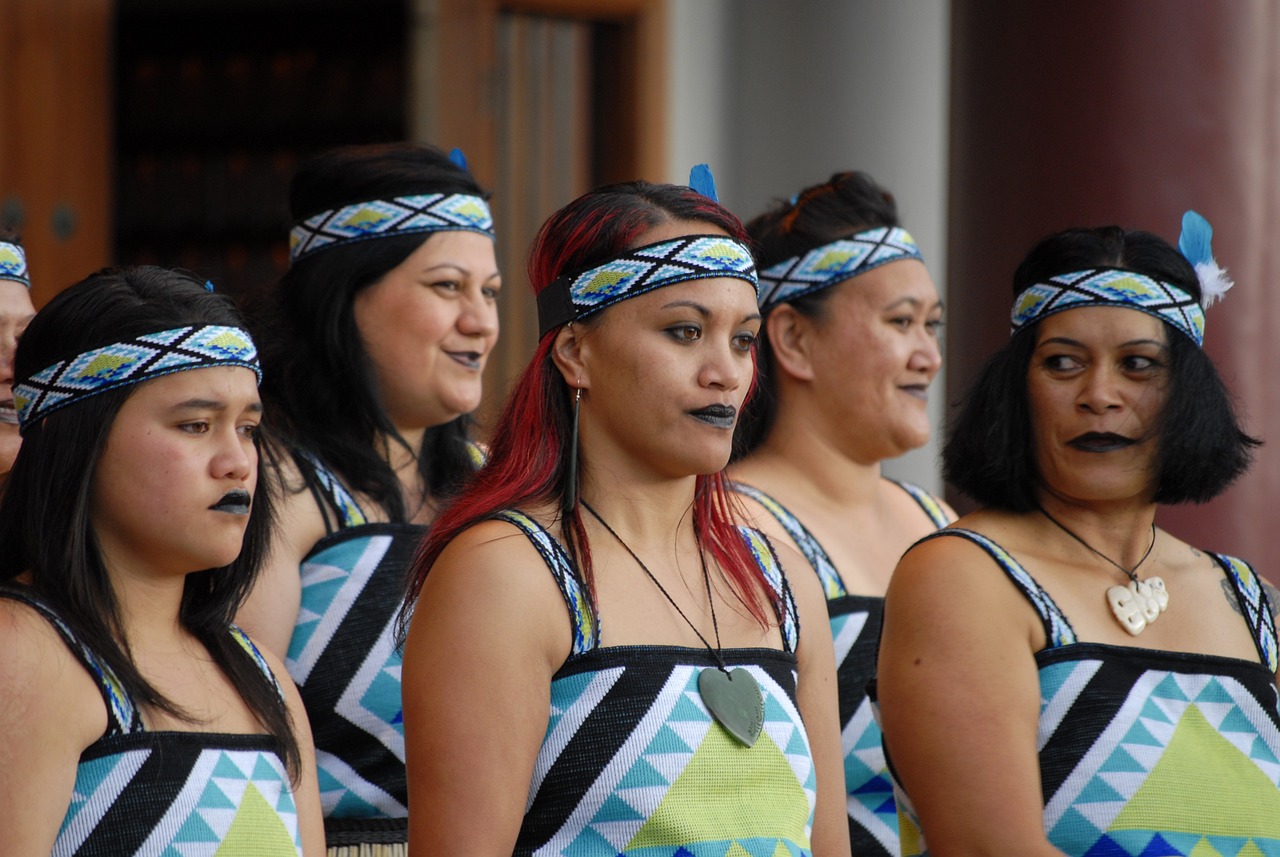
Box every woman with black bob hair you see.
[945,225,1256,510]
[237,142,500,854]
[0,266,323,855]
[876,216,1280,856]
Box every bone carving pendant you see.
[1106,577,1169,635]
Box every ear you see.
[551,323,591,390]
[765,306,816,382]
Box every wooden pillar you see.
[947,0,1280,561]
[0,0,112,307]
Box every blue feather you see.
[689,163,718,202]
[1178,210,1213,267]
[449,147,469,172]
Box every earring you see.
[563,382,581,521]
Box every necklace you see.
[1038,504,1169,636]
[582,501,764,746]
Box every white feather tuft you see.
[1194,260,1233,308]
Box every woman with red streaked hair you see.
[398,179,848,855]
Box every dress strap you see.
[493,511,599,654]
[914,529,1078,649]
[230,625,287,703]
[292,449,369,530]
[730,482,847,600]
[0,586,140,735]
[1212,553,1279,672]
[738,526,800,653]
[888,478,953,529]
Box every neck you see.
[107,566,188,648]
[738,409,883,507]
[577,474,699,552]
[1035,492,1158,571]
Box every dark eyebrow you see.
[421,263,501,283]
[660,299,761,324]
[170,398,263,414]
[1037,336,1166,350]
[883,296,945,313]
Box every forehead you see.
[400,229,498,271]
[1035,305,1168,345]
[632,218,729,247]
[127,365,262,406]
[833,258,938,309]
[610,275,760,322]
[0,280,35,321]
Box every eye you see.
[178,421,211,434]
[482,283,502,301]
[666,324,701,343]
[732,331,757,352]
[237,422,260,440]
[889,316,913,330]
[1042,354,1083,373]
[1121,354,1162,373]
[926,318,945,336]
[431,279,462,293]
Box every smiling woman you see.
[0,266,324,855]
[397,178,849,856]
[236,143,500,856]
[874,216,1280,856]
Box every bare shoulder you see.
[0,596,105,751]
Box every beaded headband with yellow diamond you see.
[289,193,494,265]
[0,241,30,288]
[1010,267,1206,347]
[758,226,923,312]
[536,234,758,337]
[15,325,261,433]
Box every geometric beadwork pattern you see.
[0,240,30,286]
[1041,666,1280,855]
[758,227,923,312]
[53,742,302,856]
[496,510,599,654]
[523,660,815,856]
[1011,267,1206,346]
[288,193,494,264]
[730,483,847,600]
[536,235,758,336]
[14,325,261,431]
[288,530,412,819]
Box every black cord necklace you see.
[582,501,764,746]
[1037,504,1169,636]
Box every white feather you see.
[1194,260,1233,308]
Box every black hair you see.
[245,142,490,522]
[0,266,300,780]
[733,170,902,457]
[944,226,1260,511]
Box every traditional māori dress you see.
[496,510,818,856]
[730,479,949,857]
[887,528,1280,856]
[0,586,304,856]
[284,452,426,856]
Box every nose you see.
[700,338,747,392]
[458,288,500,339]
[1077,365,1123,413]
[0,331,16,386]
[910,326,943,376]
[213,427,256,483]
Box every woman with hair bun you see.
[730,170,953,855]
[0,231,37,475]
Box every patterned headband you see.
[0,241,30,287]
[289,193,494,264]
[1010,268,1206,346]
[536,234,758,337]
[15,325,261,433]
[758,226,923,311]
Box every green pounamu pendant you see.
[698,666,763,747]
